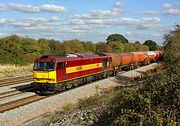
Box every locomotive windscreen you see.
[33,61,55,71]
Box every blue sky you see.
[0,0,179,45]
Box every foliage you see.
[38,38,50,55]
[124,43,135,52]
[133,43,149,51]
[106,34,129,44]
[63,39,84,54]
[143,40,157,51]
[135,41,141,44]
[81,41,96,53]
[163,25,180,66]
[48,39,64,54]
[0,34,150,65]
[108,42,124,52]
[95,25,180,126]
[96,42,111,53]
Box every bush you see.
[95,25,180,126]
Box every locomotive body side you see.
[57,53,112,83]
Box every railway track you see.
[0,94,48,113]
[0,75,33,87]
[0,76,106,113]
[0,71,127,113]
[0,63,164,113]
[0,86,35,99]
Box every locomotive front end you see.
[32,56,58,93]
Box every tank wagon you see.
[33,51,163,93]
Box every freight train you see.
[32,51,163,94]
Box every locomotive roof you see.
[35,53,109,62]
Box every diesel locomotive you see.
[32,51,163,93]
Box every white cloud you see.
[134,2,180,16]
[141,17,160,23]
[0,17,62,32]
[91,9,120,17]
[133,8,180,16]
[113,1,126,8]
[134,10,160,15]
[39,4,66,13]
[126,31,164,44]
[164,9,180,15]
[85,19,106,25]
[120,18,138,24]
[0,19,7,25]
[70,19,85,25]
[0,32,8,37]
[9,21,32,27]
[7,3,66,13]
[176,3,180,9]
[143,10,160,15]
[71,25,92,30]
[0,3,7,11]
[50,16,61,21]
[73,9,124,19]
[9,3,40,13]
[22,26,52,31]
[70,13,162,32]
[161,3,172,9]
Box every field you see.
[0,64,33,78]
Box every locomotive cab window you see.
[33,61,55,71]
[102,59,107,69]
[57,62,65,70]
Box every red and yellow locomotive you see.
[33,51,163,93]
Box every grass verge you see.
[0,64,33,78]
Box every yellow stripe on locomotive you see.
[66,63,103,74]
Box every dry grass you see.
[62,102,76,112]
[0,64,33,78]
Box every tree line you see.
[0,34,159,65]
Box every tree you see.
[106,34,128,44]
[133,43,149,51]
[63,39,84,54]
[124,43,135,52]
[38,38,50,54]
[135,41,141,44]
[81,41,96,52]
[163,25,180,65]
[21,37,40,54]
[143,40,157,51]
[48,39,64,54]
[96,42,111,53]
[108,42,124,52]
